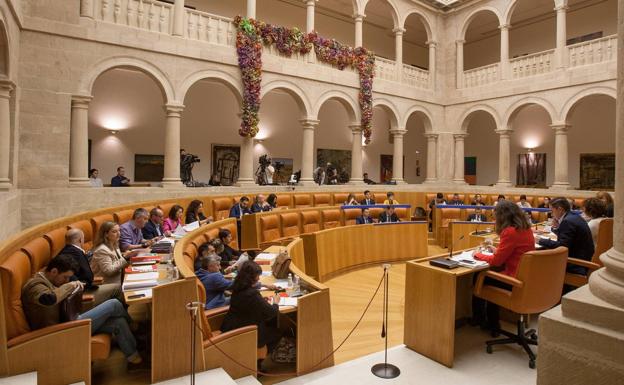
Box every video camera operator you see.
[255,154,275,185]
[180,149,201,184]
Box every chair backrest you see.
[68,220,95,250]
[91,214,115,238]
[513,247,568,314]
[592,218,613,265]
[313,193,331,207]
[113,209,134,225]
[280,212,301,237]
[276,194,292,209]
[395,208,409,221]
[425,193,437,205]
[343,208,360,226]
[440,208,462,226]
[183,243,198,261]
[0,251,33,340]
[300,211,321,234]
[260,215,281,243]
[211,198,234,221]
[158,202,176,219]
[368,207,384,220]
[333,193,349,205]
[293,194,311,208]
[195,280,214,340]
[446,194,465,203]
[221,221,240,249]
[43,227,68,257]
[321,209,342,229]
[21,237,52,274]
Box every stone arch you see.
[401,9,434,42]
[0,18,10,78]
[178,69,243,106]
[261,80,312,118]
[504,97,557,128]
[402,105,434,132]
[79,56,175,103]
[560,87,617,123]
[504,0,560,25]
[312,90,359,123]
[459,104,502,132]
[372,98,400,129]
[363,0,401,29]
[459,6,503,41]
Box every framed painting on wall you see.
[316,149,351,184]
[211,144,240,186]
[272,158,294,184]
[134,154,164,182]
[580,153,615,190]
[517,153,546,187]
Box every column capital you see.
[550,123,570,133]
[392,27,406,35]
[352,12,366,21]
[300,119,320,129]
[424,132,439,140]
[495,129,513,136]
[453,133,468,140]
[71,94,93,108]
[554,4,569,12]
[0,78,15,94]
[426,40,437,47]
[303,0,316,5]
[389,128,407,137]
[165,103,185,116]
[456,39,465,45]
[498,23,511,30]
[349,124,362,133]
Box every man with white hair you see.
[195,254,233,310]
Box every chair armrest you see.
[474,270,523,294]
[207,325,258,345]
[82,294,95,303]
[204,305,229,319]
[568,258,601,272]
[7,319,91,348]
[92,276,104,286]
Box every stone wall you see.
[0,190,20,241]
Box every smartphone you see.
[460,259,476,264]
[128,294,145,299]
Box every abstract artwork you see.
[212,144,240,186]
[272,158,294,184]
[517,153,546,187]
[580,153,615,190]
[134,154,164,182]
[317,149,351,183]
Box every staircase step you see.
[0,372,37,385]
[153,368,236,385]
[235,375,262,385]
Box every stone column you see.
[495,129,512,186]
[80,0,94,18]
[349,125,364,184]
[424,133,438,183]
[500,24,510,79]
[453,133,468,184]
[456,40,465,88]
[305,0,315,33]
[354,13,364,47]
[162,104,184,187]
[390,128,407,184]
[393,27,405,81]
[172,0,185,36]
[436,133,455,183]
[0,81,14,190]
[246,0,256,19]
[236,136,255,186]
[551,123,571,189]
[427,40,437,89]
[68,95,93,187]
[299,119,319,185]
[555,4,568,68]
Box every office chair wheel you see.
[529,332,538,341]
[486,345,493,354]
[529,360,536,369]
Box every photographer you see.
[256,154,275,185]
[180,149,200,184]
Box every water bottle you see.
[287,273,293,288]
[293,275,300,291]
[173,266,179,280]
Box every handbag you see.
[60,285,84,322]
[270,336,297,363]
[271,250,291,279]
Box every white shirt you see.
[266,165,275,184]
[90,177,103,187]
[587,217,604,248]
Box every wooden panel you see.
[203,329,258,379]
[449,222,495,251]
[151,278,204,383]
[296,290,334,374]
[286,237,305,273]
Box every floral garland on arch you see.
[234,16,375,144]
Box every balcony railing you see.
[403,64,430,89]
[184,9,235,46]
[510,49,555,79]
[375,57,398,83]
[91,0,174,34]
[568,34,617,68]
[463,63,499,88]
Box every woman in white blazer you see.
[90,221,129,284]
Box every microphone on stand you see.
[448,235,465,259]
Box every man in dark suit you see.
[111,166,130,187]
[467,208,487,222]
[229,196,252,219]
[538,197,594,275]
[59,228,121,307]
[142,207,164,240]
[251,194,271,213]
[360,190,375,206]
[379,206,400,223]
[356,208,374,224]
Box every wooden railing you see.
[463,63,499,88]
[568,34,617,68]
[510,49,555,79]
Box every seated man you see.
[218,228,242,268]
[379,206,400,223]
[428,193,447,230]
[448,193,463,205]
[363,172,376,185]
[251,194,271,213]
[142,207,164,240]
[356,208,374,224]
[22,254,143,368]
[538,197,594,275]
[195,238,225,271]
[59,228,121,306]
[111,166,130,187]
[195,255,233,309]
[467,207,487,222]
[360,190,375,205]
[517,194,532,208]
[471,194,486,206]
[120,208,156,252]
[229,196,252,219]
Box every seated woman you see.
[267,194,278,210]
[163,205,184,235]
[596,191,614,218]
[472,201,535,330]
[218,228,241,267]
[582,198,607,248]
[344,193,358,206]
[185,200,213,225]
[493,194,506,206]
[383,192,399,205]
[221,261,283,354]
[91,221,130,285]
[471,194,486,206]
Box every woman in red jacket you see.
[472,200,535,330]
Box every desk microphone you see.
[448,235,465,259]
[473,221,488,236]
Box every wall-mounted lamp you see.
[109,130,118,135]
[253,138,264,145]
[526,147,534,153]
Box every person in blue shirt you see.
[195,254,233,310]
[111,166,130,187]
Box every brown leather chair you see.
[313,193,331,207]
[91,213,115,236]
[394,207,409,221]
[68,220,95,250]
[113,209,134,224]
[438,208,462,248]
[158,202,176,219]
[343,208,360,226]
[565,218,613,287]
[43,227,68,257]
[333,193,349,205]
[275,194,292,209]
[211,198,235,221]
[280,212,301,237]
[446,193,465,203]
[368,207,384,221]
[301,211,321,234]
[293,194,312,208]
[474,246,568,369]
[321,209,342,229]
[21,237,52,274]
[260,215,281,244]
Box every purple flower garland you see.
[234,16,375,143]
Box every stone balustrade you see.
[91,0,174,34]
[463,63,499,88]
[510,49,555,79]
[568,34,617,68]
[184,9,235,46]
[402,64,430,89]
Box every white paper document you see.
[125,272,159,281]
[451,251,489,268]
[183,221,199,232]
[255,253,277,261]
[122,280,158,291]
[279,297,298,307]
[273,279,289,289]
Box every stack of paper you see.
[450,251,489,269]
[279,297,298,307]
[122,272,159,291]
[256,253,277,262]
[183,221,199,232]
